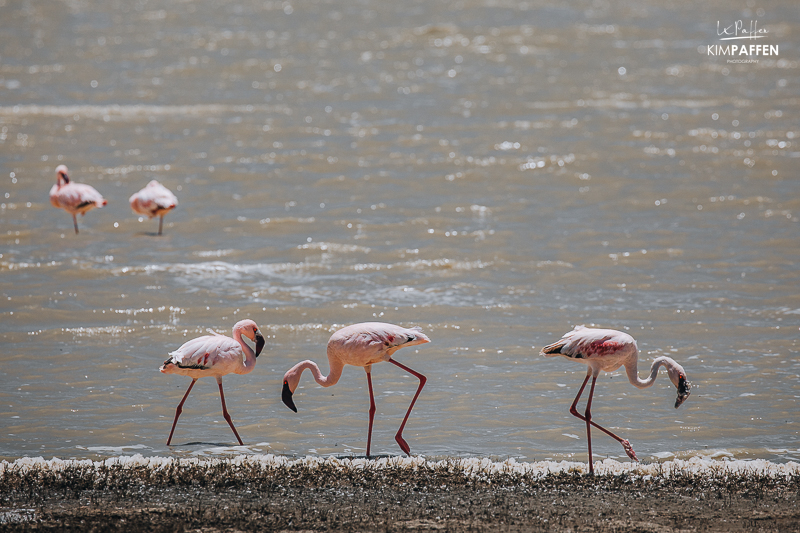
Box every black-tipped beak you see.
[675,376,691,409]
[282,381,297,412]
[254,331,265,358]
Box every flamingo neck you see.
[625,356,671,390]
[291,356,344,388]
[232,328,257,374]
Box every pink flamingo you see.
[160,319,265,445]
[129,180,178,235]
[281,322,430,457]
[540,326,691,474]
[49,164,107,234]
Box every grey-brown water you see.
[0,0,798,466]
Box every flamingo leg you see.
[388,358,426,456]
[584,376,598,474]
[167,378,197,445]
[365,370,377,458]
[569,374,639,473]
[158,214,164,236]
[72,214,79,234]
[217,377,244,445]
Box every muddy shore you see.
[1,456,798,532]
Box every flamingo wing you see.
[130,181,178,217]
[164,335,241,371]
[51,183,106,213]
[541,326,633,360]
[354,322,429,350]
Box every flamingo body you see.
[49,165,107,234]
[282,322,430,457]
[160,319,265,445]
[543,326,639,374]
[541,326,691,474]
[129,180,178,235]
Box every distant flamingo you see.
[49,165,107,234]
[160,319,265,445]
[540,326,691,474]
[129,180,178,235]
[282,322,430,457]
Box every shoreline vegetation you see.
[1,455,799,532]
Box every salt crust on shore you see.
[2,454,798,479]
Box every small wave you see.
[194,249,235,258]
[0,260,62,271]
[0,104,282,119]
[298,242,371,253]
[112,260,321,279]
[85,445,151,453]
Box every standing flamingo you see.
[129,180,178,236]
[281,322,430,457]
[160,319,265,445]
[49,165,107,234]
[540,326,691,474]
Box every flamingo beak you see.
[254,331,265,357]
[282,381,297,412]
[675,376,691,408]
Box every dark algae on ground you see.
[1,455,798,532]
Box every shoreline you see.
[2,455,799,531]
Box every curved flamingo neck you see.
[625,356,675,390]
[291,356,344,389]
[232,326,257,374]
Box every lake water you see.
[1,0,798,465]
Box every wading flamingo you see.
[540,326,691,474]
[129,180,178,235]
[281,322,430,457]
[49,165,107,234]
[160,319,265,445]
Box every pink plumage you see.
[541,326,692,474]
[160,319,265,445]
[129,180,178,235]
[282,322,431,457]
[49,165,107,234]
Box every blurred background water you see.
[1,0,798,465]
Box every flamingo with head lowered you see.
[540,326,691,474]
[49,165,107,234]
[160,319,265,445]
[281,322,430,458]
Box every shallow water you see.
[1,0,798,465]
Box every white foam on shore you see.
[2,454,798,479]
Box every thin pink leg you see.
[365,370,376,458]
[167,378,197,445]
[388,358,426,456]
[568,374,594,473]
[158,215,164,236]
[72,214,79,235]
[217,378,244,445]
[569,374,638,473]
[584,376,598,474]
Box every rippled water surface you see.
[1,0,799,464]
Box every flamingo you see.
[49,165,107,234]
[540,326,691,474]
[129,180,178,235]
[159,319,265,445]
[281,322,430,457]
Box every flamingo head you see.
[667,362,691,408]
[55,165,70,185]
[236,319,265,357]
[281,366,304,412]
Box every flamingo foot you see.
[395,434,411,455]
[621,439,638,462]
